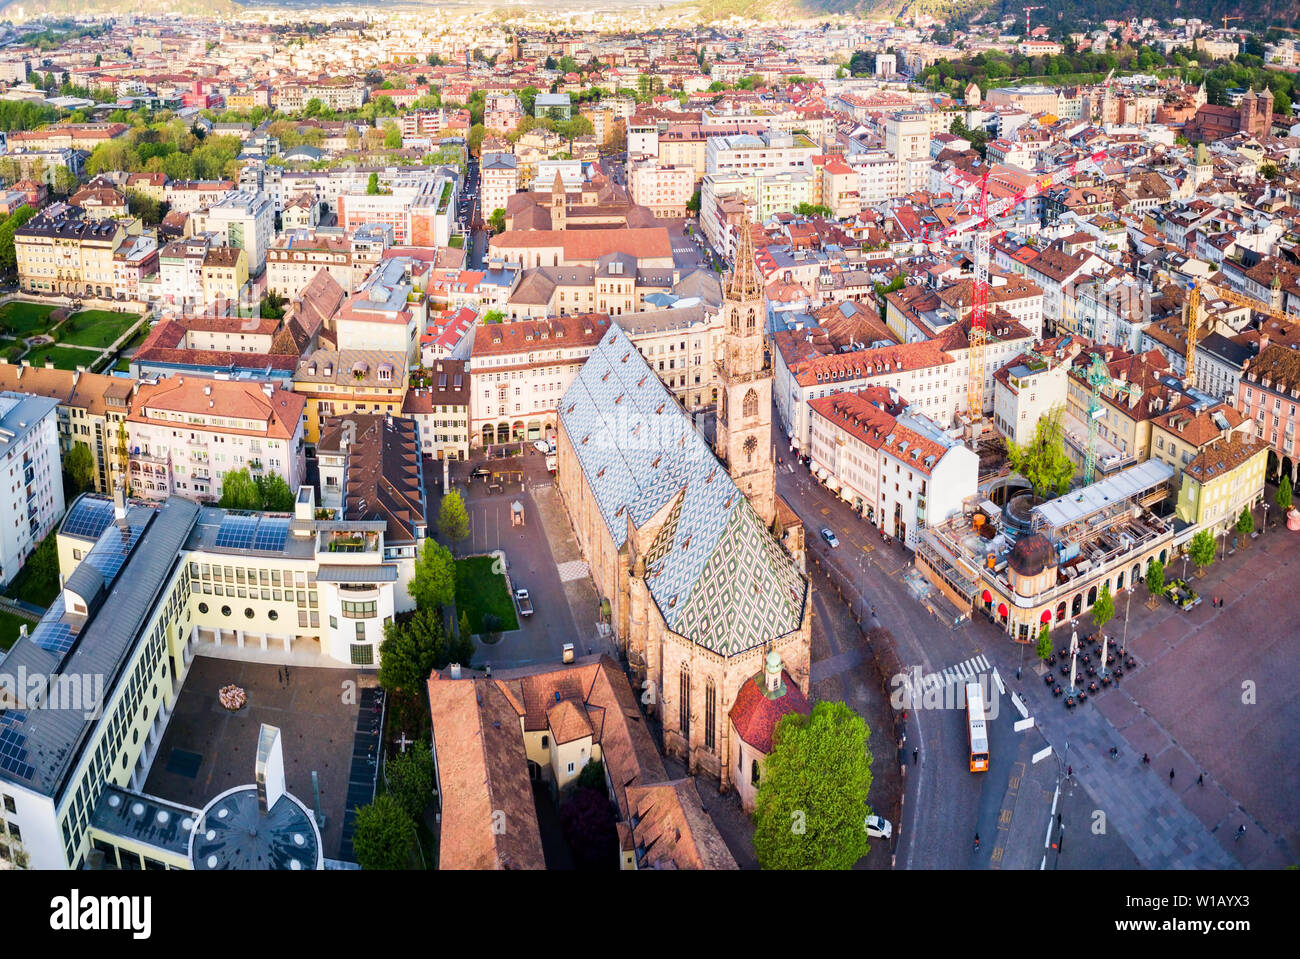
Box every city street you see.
[773,402,1300,869]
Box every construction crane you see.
[929,150,1108,441]
[1221,15,1243,30]
[1023,5,1044,35]
[1083,352,1143,485]
[1183,275,1287,388]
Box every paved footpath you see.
[1013,667,1239,869]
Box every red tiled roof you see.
[728,670,810,754]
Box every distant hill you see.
[693,0,1297,29]
[0,0,238,20]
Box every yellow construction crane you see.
[1183,275,1288,387]
[1221,15,1243,30]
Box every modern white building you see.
[0,392,64,589]
[0,487,406,870]
[192,190,275,276]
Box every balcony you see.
[322,531,380,554]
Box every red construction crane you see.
[925,150,1109,437]
[1023,5,1044,35]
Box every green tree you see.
[794,202,833,217]
[0,205,36,273]
[1091,581,1115,633]
[260,289,286,319]
[576,758,606,792]
[439,489,469,542]
[383,124,403,150]
[454,608,474,666]
[1235,506,1255,541]
[1036,623,1052,661]
[1276,474,1293,513]
[65,443,96,494]
[218,468,262,511]
[367,171,381,195]
[410,539,456,610]
[753,700,872,870]
[686,188,701,215]
[467,123,486,155]
[352,794,417,870]
[257,474,295,511]
[51,165,79,197]
[385,740,434,822]
[1188,529,1216,577]
[1145,558,1165,604]
[379,606,449,712]
[488,207,506,233]
[1005,406,1074,499]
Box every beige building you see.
[0,363,134,495]
[15,210,136,298]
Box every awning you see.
[997,602,1008,618]
[314,565,399,583]
[1040,609,1053,624]
[982,589,992,604]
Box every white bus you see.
[966,681,989,772]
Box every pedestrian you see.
[1170,768,1175,783]
[1142,752,1150,765]
[1016,665,1022,681]
[1197,773,1204,786]
[913,747,918,763]
[1067,765,1072,778]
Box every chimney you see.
[449,663,462,679]
[113,485,127,523]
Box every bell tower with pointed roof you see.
[715,224,775,526]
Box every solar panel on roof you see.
[30,622,74,656]
[62,497,115,540]
[214,514,258,550]
[253,517,290,552]
[84,524,145,583]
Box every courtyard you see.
[143,656,369,862]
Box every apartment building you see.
[0,392,63,588]
[191,190,275,275]
[0,364,134,496]
[164,179,235,216]
[1236,343,1300,486]
[15,211,133,298]
[807,391,978,548]
[402,358,471,460]
[293,349,409,445]
[628,157,694,218]
[469,313,612,446]
[125,377,306,502]
[480,152,519,219]
[705,131,817,178]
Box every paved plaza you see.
[144,657,366,862]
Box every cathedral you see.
[555,226,811,789]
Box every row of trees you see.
[217,469,296,512]
[0,205,37,275]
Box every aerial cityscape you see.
[0,0,1293,880]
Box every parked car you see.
[470,466,490,480]
[864,814,892,840]
[514,588,533,617]
[533,439,555,454]
[1164,578,1201,610]
[820,527,840,548]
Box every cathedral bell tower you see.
[714,225,776,527]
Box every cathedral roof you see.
[559,325,806,657]
[728,669,810,754]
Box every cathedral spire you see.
[726,223,763,302]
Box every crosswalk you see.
[919,654,991,694]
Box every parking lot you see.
[431,448,610,670]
